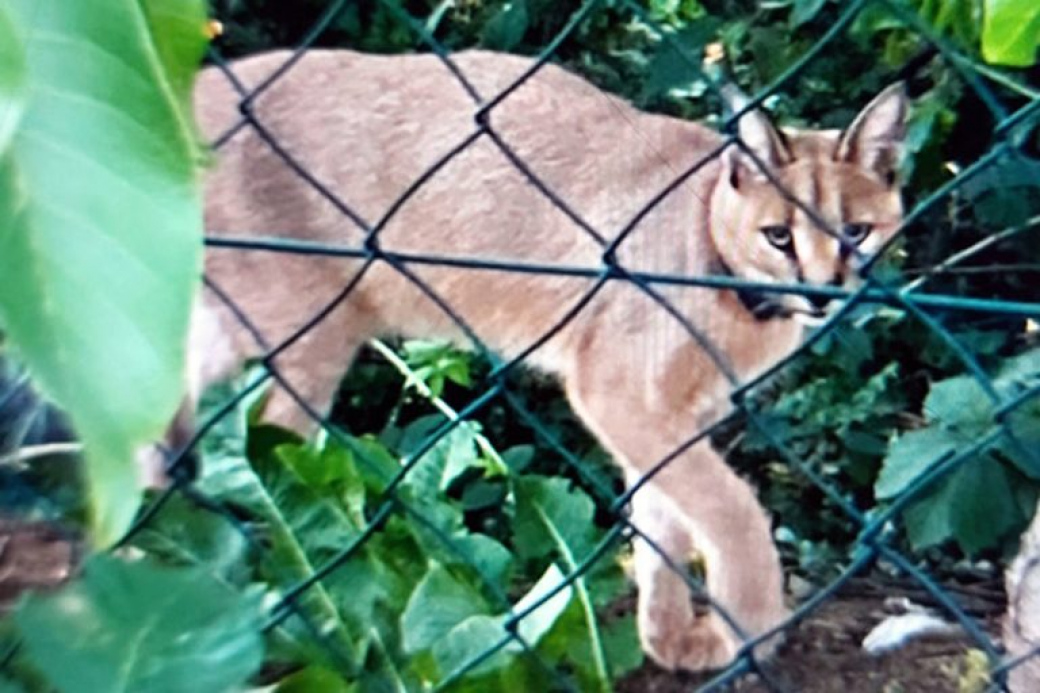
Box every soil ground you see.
[619,585,1004,693]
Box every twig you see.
[0,442,83,467]
[367,339,509,475]
[903,216,1040,292]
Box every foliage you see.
[14,555,265,693]
[0,0,209,545]
[98,359,632,691]
[876,348,1040,554]
[982,0,1040,66]
[736,305,1040,571]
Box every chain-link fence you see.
[5,0,1040,691]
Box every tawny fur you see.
[172,49,907,672]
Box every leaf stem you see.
[533,504,612,692]
[368,339,509,475]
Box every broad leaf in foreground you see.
[15,555,264,693]
[0,0,208,544]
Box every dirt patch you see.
[0,518,80,612]
[619,589,1003,693]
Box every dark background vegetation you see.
[1,1,1039,691]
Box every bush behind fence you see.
[2,1,1039,691]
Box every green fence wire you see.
[9,0,1039,690]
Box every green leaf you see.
[875,427,957,499]
[841,428,889,456]
[402,562,573,681]
[401,562,490,656]
[512,477,612,690]
[128,495,251,583]
[513,476,597,561]
[637,21,719,106]
[15,555,263,693]
[273,666,356,693]
[198,427,371,671]
[501,445,535,473]
[902,454,1021,554]
[0,5,26,154]
[481,0,529,51]
[995,349,1040,478]
[461,478,508,511]
[0,0,209,545]
[600,618,643,677]
[400,415,483,494]
[922,375,993,436]
[791,0,828,27]
[960,152,1040,226]
[997,347,1040,385]
[276,436,368,527]
[982,0,1040,66]
[511,563,574,646]
[401,340,472,397]
[343,434,398,492]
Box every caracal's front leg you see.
[621,446,787,671]
[566,339,787,671]
[628,480,736,670]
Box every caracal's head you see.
[708,84,908,325]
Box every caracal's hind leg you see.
[259,307,373,436]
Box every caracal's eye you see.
[843,222,873,245]
[761,224,793,251]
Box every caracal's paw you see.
[641,612,738,672]
[640,612,786,673]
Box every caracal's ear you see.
[835,83,908,186]
[721,85,793,189]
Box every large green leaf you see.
[513,476,598,561]
[127,494,251,584]
[902,455,1022,554]
[15,555,264,693]
[791,0,828,27]
[878,348,1040,553]
[994,349,1040,478]
[401,562,491,656]
[399,415,484,495]
[229,428,373,670]
[875,427,957,500]
[982,0,1040,66]
[396,415,513,588]
[401,561,572,681]
[921,375,994,436]
[480,0,529,52]
[0,0,208,544]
